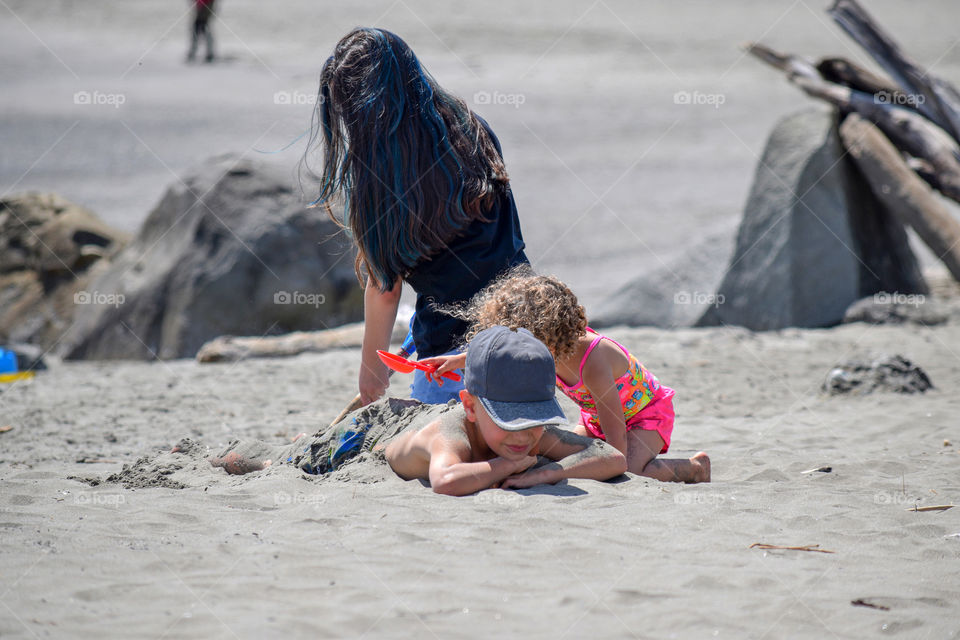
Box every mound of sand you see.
[87,398,458,490]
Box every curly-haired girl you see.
[423,269,710,483]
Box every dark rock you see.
[822,355,933,395]
[0,192,125,280]
[57,154,363,360]
[0,193,127,349]
[843,294,949,326]
[698,109,926,331]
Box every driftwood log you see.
[195,320,409,363]
[745,42,960,205]
[840,114,960,282]
[829,0,960,142]
[744,0,960,285]
[815,57,900,99]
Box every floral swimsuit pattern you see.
[555,330,673,451]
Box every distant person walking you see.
[186,0,216,63]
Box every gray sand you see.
[4,319,960,638]
[3,2,960,638]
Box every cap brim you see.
[477,396,568,431]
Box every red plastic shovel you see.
[376,350,462,381]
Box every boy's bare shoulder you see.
[435,404,470,445]
[385,404,470,479]
[403,404,469,446]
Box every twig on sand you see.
[851,599,890,611]
[749,543,836,554]
[906,504,954,512]
[800,466,832,474]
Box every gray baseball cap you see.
[464,326,567,431]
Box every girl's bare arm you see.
[579,346,630,456]
[418,352,467,383]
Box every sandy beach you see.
[3,1,960,638]
[2,318,960,637]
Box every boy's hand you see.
[488,455,538,488]
[418,353,466,385]
[512,454,539,474]
[500,466,556,490]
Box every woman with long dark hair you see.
[304,27,529,404]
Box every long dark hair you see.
[302,27,509,290]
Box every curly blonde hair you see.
[446,266,587,360]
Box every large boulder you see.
[0,193,128,350]
[698,108,926,330]
[57,154,363,360]
[589,230,734,328]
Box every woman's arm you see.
[359,276,402,405]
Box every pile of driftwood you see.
[747,0,960,283]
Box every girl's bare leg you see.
[626,430,710,483]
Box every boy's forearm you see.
[432,458,519,496]
[545,440,626,482]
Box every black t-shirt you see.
[404,117,528,357]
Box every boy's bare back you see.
[384,405,476,481]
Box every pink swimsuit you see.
[555,331,674,454]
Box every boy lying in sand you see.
[384,326,627,495]
[209,326,626,495]
[423,270,710,483]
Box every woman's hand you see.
[359,356,390,405]
[418,353,467,385]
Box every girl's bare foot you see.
[208,452,272,475]
[688,452,711,483]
